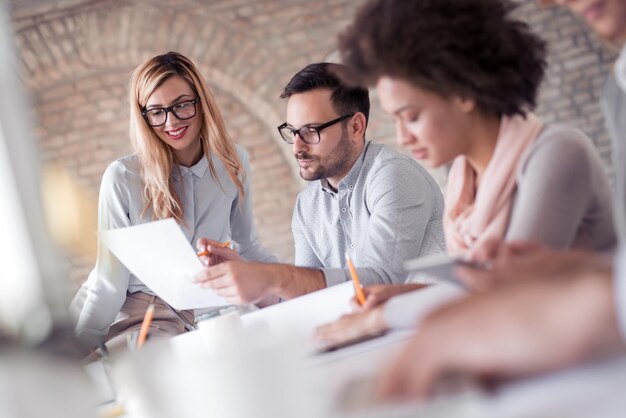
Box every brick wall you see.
[516,2,617,171]
[9,0,617,289]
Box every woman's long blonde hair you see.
[128,51,245,222]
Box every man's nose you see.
[292,133,309,155]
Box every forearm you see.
[572,270,625,360]
[75,291,121,349]
[75,264,129,348]
[266,263,326,300]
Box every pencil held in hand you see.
[346,253,366,306]
[137,303,155,348]
[196,241,232,258]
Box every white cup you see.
[196,309,244,352]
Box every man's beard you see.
[295,128,353,181]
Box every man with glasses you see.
[193,63,445,304]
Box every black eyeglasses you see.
[142,98,198,127]
[277,113,355,145]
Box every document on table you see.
[169,282,358,358]
[241,282,355,343]
[100,218,229,310]
[239,283,413,355]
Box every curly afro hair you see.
[338,0,547,117]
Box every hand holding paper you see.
[100,218,229,310]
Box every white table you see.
[98,282,626,417]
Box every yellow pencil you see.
[137,303,155,348]
[346,253,366,306]
[197,241,232,258]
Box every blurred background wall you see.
[8,0,617,291]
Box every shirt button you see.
[350,243,355,248]
[342,207,347,213]
[349,185,353,190]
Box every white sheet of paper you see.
[240,282,355,342]
[169,282,357,357]
[99,218,228,310]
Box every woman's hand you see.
[196,238,241,267]
[457,241,609,292]
[313,305,388,352]
[350,283,429,311]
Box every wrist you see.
[268,263,300,297]
[271,264,325,299]
[260,263,283,297]
[401,283,430,294]
[367,305,389,334]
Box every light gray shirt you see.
[292,141,446,287]
[75,145,275,347]
[506,124,616,251]
[616,246,626,341]
[605,46,626,340]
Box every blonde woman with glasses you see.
[74,51,275,351]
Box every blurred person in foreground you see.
[331,0,626,400]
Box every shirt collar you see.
[320,141,370,194]
[173,156,208,181]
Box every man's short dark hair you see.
[338,0,547,117]
[280,62,370,124]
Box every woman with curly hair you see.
[315,0,616,355]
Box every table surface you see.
[94,282,626,418]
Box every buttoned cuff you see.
[321,267,349,288]
[614,246,626,343]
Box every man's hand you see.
[376,269,623,401]
[193,260,273,305]
[193,261,326,305]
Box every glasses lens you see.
[278,125,321,144]
[279,126,295,143]
[171,101,196,120]
[300,127,319,144]
[145,109,166,126]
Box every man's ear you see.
[351,112,367,138]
